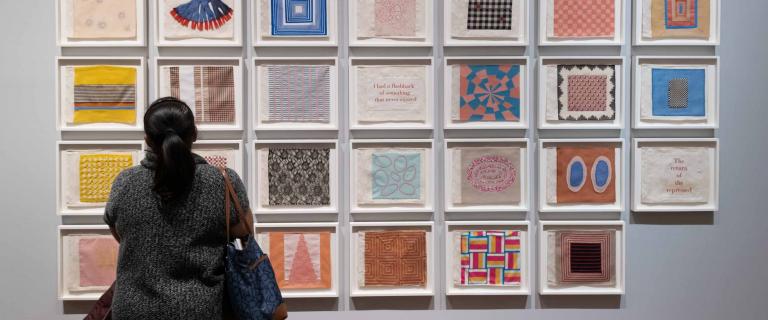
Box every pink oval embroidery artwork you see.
[466,155,517,193]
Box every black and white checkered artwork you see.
[467,0,514,30]
[668,78,689,108]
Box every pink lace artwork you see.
[374,0,417,37]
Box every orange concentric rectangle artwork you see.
[364,230,427,287]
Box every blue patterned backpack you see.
[220,169,288,320]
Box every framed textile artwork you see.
[446,57,528,129]
[446,222,529,295]
[57,141,143,216]
[156,58,243,130]
[350,58,433,129]
[444,0,527,46]
[350,222,434,297]
[255,0,337,46]
[191,140,244,176]
[253,141,338,214]
[57,57,146,131]
[445,139,528,212]
[351,140,433,213]
[157,0,242,46]
[540,139,623,212]
[634,57,719,129]
[57,0,146,46]
[255,223,338,297]
[633,139,719,212]
[59,226,119,300]
[636,0,718,44]
[540,0,623,45]
[255,58,338,130]
[539,221,624,295]
[539,57,625,129]
[350,0,433,46]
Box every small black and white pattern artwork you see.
[268,148,330,206]
[667,78,689,108]
[467,0,514,30]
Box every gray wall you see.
[1,0,767,319]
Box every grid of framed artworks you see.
[54,0,720,305]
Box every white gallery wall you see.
[0,0,767,319]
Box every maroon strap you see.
[83,282,115,320]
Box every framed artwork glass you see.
[539,0,623,46]
[349,58,434,130]
[155,57,244,131]
[538,139,624,212]
[539,221,625,295]
[56,57,146,132]
[254,0,337,46]
[251,140,339,214]
[350,222,434,297]
[633,56,719,129]
[255,223,339,298]
[538,56,625,130]
[254,58,339,131]
[635,0,720,45]
[445,221,530,296]
[350,140,434,213]
[633,138,719,212]
[444,0,529,46]
[444,57,529,130]
[156,0,243,46]
[349,0,434,47]
[444,139,529,213]
[57,141,144,216]
[56,0,146,47]
[58,225,119,300]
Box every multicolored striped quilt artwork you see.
[458,230,521,286]
[72,66,137,124]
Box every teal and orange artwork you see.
[459,64,521,122]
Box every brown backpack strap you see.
[219,168,253,241]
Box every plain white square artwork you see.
[350,0,434,46]
[57,0,146,46]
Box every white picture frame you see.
[153,57,245,132]
[56,140,144,216]
[539,221,625,295]
[349,221,435,297]
[633,0,721,46]
[253,57,339,131]
[58,225,116,301]
[253,0,338,47]
[56,0,146,47]
[250,140,339,214]
[155,0,243,47]
[349,57,435,131]
[192,140,245,177]
[538,139,625,213]
[444,139,530,213]
[445,221,531,296]
[632,138,719,212]
[254,222,340,298]
[443,0,529,47]
[350,139,435,213]
[56,56,146,132]
[538,56,626,130]
[538,0,624,46]
[443,56,530,130]
[349,0,434,47]
[633,56,720,129]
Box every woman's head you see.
[144,97,198,200]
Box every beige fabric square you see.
[452,147,521,205]
[71,0,137,39]
[357,0,426,39]
[641,146,711,204]
[356,65,428,124]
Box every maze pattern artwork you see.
[364,230,427,287]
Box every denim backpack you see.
[220,169,288,320]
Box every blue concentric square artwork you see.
[271,0,328,36]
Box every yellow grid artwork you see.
[79,154,133,203]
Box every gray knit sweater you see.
[104,153,248,320]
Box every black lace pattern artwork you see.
[268,148,330,206]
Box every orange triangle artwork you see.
[288,235,319,283]
[269,231,333,289]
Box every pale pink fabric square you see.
[78,237,119,287]
[374,0,417,36]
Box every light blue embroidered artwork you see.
[271,0,327,36]
[652,68,706,117]
[371,152,421,200]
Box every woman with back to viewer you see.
[104,97,252,319]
